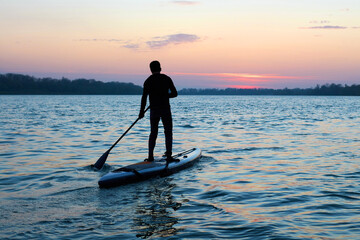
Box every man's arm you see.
[139,86,148,119]
[168,78,178,98]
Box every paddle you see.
[93,106,150,170]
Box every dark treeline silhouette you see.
[0,73,142,94]
[1,73,359,95]
[179,84,360,96]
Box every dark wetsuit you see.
[140,73,177,159]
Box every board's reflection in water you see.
[132,178,182,239]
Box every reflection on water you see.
[0,95,359,239]
[132,179,180,239]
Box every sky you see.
[0,0,359,89]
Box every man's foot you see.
[166,156,179,163]
[144,157,154,162]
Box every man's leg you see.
[161,108,173,158]
[149,110,160,160]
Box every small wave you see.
[221,133,235,137]
[45,186,95,197]
[41,175,75,182]
[207,148,244,154]
[181,124,195,128]
[343,171,360,179]
[199,190,229,200]
[0,140,17,145]
[324,172,360,179]
[207,146,285,154]
[197,155,216,164]
[324,173,342,178]
[303,203,356,215]
[319,190,360,201]
[0,173,48,186]
[260,196,311,208]
[38,182,53,188]
[0,152,17,157]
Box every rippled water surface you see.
[1,95,359,239]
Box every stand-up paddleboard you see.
[98,148,201,188]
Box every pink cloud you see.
[221,85,261,89]
[147,34,200,48]
[300,25,347,29]
[170,72,313,89]
[173,72,303,83]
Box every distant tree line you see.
[1,73,359,95]
[179,84,360,96]
[0,73,142,94]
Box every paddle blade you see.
[94,150,110,170]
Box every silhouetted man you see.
[139,61,178,162]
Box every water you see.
[0,95,359,239]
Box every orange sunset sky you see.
[1,0,359,89]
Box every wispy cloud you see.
[309,20,330,24]
[147,34,200,48]
[170,1,199,5]
[78,34,201,50]
[78,38,141,49]
[301,25,347,29]
[122,44,140,49]
[78,38,124,42]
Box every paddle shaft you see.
[93,106,150,170]
[108,106,150,153]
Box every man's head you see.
[150,61,161,73]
